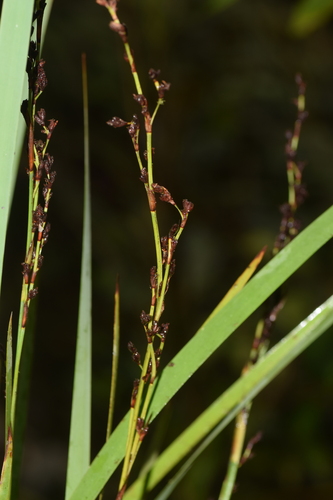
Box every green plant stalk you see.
[126,343,158,477]
[100,4,172,491]
[218,403,252,500]
[151,100,164,125]
[67,204,333,500]
[107,278,120,440]
[10,82,35,438]
[146,131,163,288]
[98,281,120,500]
[5,315,13,443]
[11,1,52,433]
[119,348,152,490]
[220,80,308,498]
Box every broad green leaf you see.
[205,246,266,323]
[65,54,92,500]
[0,0,35,299]
[288,0,333,36]
[9,0,54,203]
[126,294,333,499]
[68,205,333,500]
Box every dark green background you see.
[1,0,333,498]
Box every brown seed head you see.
[107,117,128,128]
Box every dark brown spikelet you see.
[34,59,47,96]
[32,205,45,232]
[152,183,175,205]
[139,168,148,183]
[28,288,38,300]
[150,266,157,289]
[42,222,51,244]
[136,417,144,431]
[148,68,161,80]
[139,426,149,442]
[34,108,46,126]
[161,235,168,264]
[107,117,128,128]
[127,115,140,138]
[42,153,54,175]
[130,379,140,408]
[182,199,194,215]
[45,118,58,140]
[159,323,169,342]
[157,80,171,99]
[133,94,149,116]
[128,341,141,365]
[140,310,151,325]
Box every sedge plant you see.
[1,1,333,499]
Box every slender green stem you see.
[155,262,170,321]
[135,150,144,171]
[5,314,13,441]
[106,277,120,439]
[126,344,157,478]
[124,43,142,95]
[146,131,163,290]
[151,99,163,125]
[119,349,151,490]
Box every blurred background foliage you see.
[1,0,333,498]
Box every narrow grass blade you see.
[99,278,120,500]
[10,0,55,201]
[106,276,120,440]
[0,0,35,299]
[288,0,333,37]
[204,246,266,323]
[5,314,13,443]
[65,53,92,500]
[68,205,333,500]
[0,428,13,500]
[126,294,333,499]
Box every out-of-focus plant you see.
[289,0,333,36]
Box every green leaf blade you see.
[0,0,35,299]
[65,55,92,500]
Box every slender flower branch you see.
[97,1,193,498]
[219,74,308,500]
[11,1,57,433]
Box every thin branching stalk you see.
[11,0,57,433]
[99,278,120,500]
[5,314,13,444]
[97,1,194,497]
[107,277,120,440]
[219,74,308,500]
